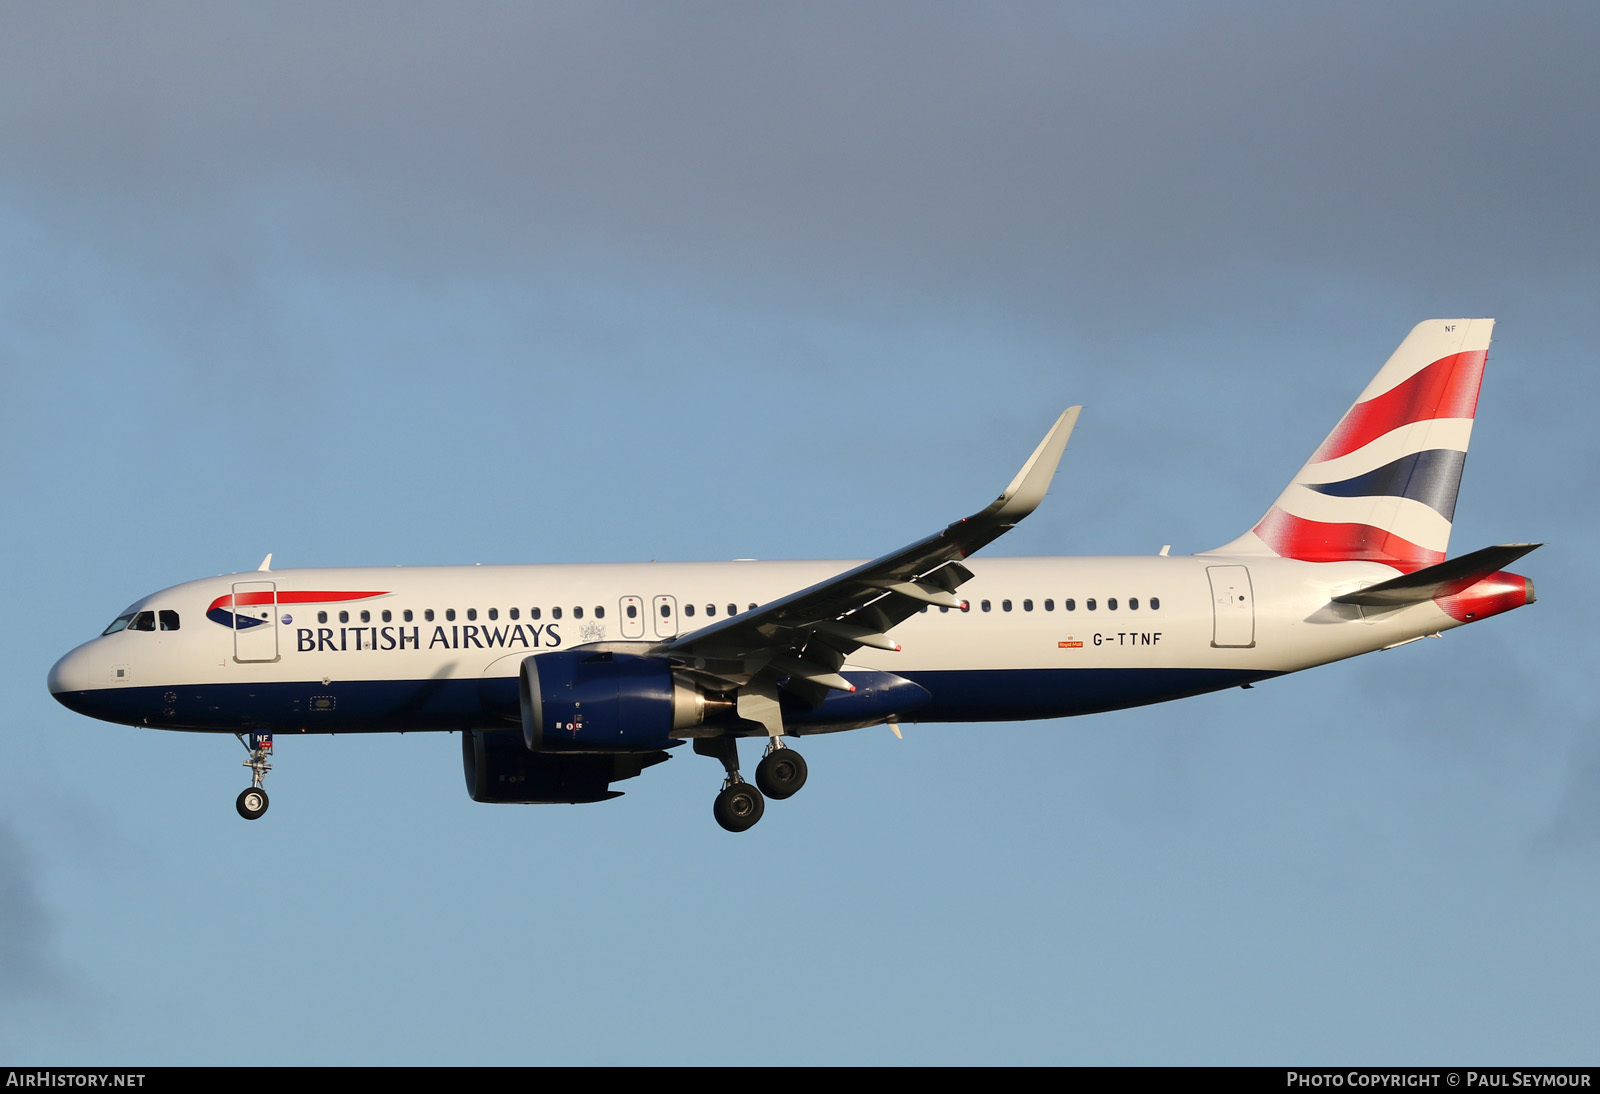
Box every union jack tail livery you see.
[1211,319,1493,573]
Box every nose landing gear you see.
[236,785,269,820]
[234,732,273,820]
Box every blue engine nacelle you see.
[461,728,670,804]
[520,650,710,752]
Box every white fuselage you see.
[48,553,1469,735]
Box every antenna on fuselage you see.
[257,553,273,572]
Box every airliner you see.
[48,319,1537,831]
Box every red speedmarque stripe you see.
[1252,507,1444,572]
[1311,350,1487,463]
[207,590,390,612]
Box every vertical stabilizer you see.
[1205,319,1493,572]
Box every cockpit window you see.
[159,610,180,631]
[129,611,156,632]
[102,612,136,635]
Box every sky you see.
[2,1,1597,1065]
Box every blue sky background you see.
[2,2,1597,1064]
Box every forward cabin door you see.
[231,580,280,662]
[1206,565,1256,648]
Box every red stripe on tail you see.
[1252,507,1444,572]
[1312,350,1486,463]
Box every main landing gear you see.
[756,740,808,800]
[234,732,273,820]
[695,736,809,833]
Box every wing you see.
[664,407,1081,731]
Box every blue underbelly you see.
[54,666,1279,734]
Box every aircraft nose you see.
[48,646,92,699]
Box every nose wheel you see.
[234,732,273,821]
[236,786,269,820]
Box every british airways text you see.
[295,623,562,652]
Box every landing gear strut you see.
[234,732,272,820]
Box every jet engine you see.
[519,649,727,752]
[461,727,670,804]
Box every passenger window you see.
[1087,599,1097,611]
[159,610,180,631]
[748,603,757,611]
[531,607,542,620]
[339,611,350,624]
[317,611,328,624]
[706,604,716,617]
[1129,598,1139,610]
[425,609,435,622]
[1108,598,1118,611]
[360,610,371,623]
[130,611,156,631]
[1002,600,1012,612]
[552,607,562,620]
[981,600,992,612]
[381,609,392,623]
[446,609,456,622]
[574,606,584,619]
[660,604,670,618]
[1065,599,1076,611]
[627,604,638,619]
[685,604,696,617]
[960,601,971,612]
[728,604,736,616]
[467,608,477,621]
[1044,599,1054,611]
[1151,597,1161,611]
[509,608,519,620]
[595,606,605,619]
[1023,599,1033,612]
[488,608,498,621]
[404,609,414,622]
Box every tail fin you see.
[1206,319,1494,572]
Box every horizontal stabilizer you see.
[1332,543,1542,606]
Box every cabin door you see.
[231,580,280,663]
[619,595,645,639]
[1206,566,1256,648]
[652,595,678,638]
